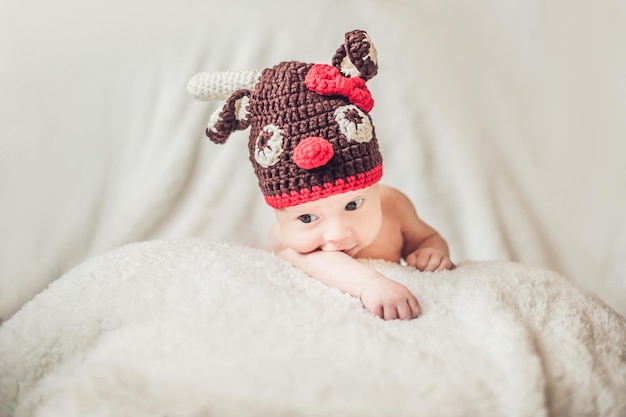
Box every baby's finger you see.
[383,306,399,320]
[412,252,432,271]
[405,252,417,268]
[424,254,444,272]
[367,304,384,319]
[436,258,454,271]
[408,297,421,318]
[406,252,423,269]
[396,302,413,320]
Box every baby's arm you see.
[276,248,420,320]
[269,222,419,320]
[384,187,454,272]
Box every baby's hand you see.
[360,278,421,320]
[406,248,454,272]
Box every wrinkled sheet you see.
[1,239,624,417]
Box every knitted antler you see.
[187,29,383,208]
[332,30,378,80]
[187,70,261,143]
[187,70,261,100]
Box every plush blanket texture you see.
[1,239,624,417]
[2,0,626,324]
[2,1,626,416]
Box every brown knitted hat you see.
[187,30,383,209]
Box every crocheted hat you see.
[187,30,383,209]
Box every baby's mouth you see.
[319,243,358,256]
[341,246,358,256]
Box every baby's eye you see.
[298,214,319,224]
[345,198,364,211]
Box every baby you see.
[270,183,453,320]
[188,30,453,320]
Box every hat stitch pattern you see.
[189,30,383,209]
[305,64,374,112]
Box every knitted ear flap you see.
[332,30,378,81]
[205,89,252,144]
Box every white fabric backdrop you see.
[1,0,625,321]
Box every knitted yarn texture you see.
[189,29,383,208]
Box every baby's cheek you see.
[360,221,381,248]
[290,238,320,254]
[364,226,379,246]
[281,228,319,254]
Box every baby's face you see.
[274,184,383,256]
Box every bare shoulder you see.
[379,184,417,217]
[379,184,431,238]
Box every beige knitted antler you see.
[187,70,261,100]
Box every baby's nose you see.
[323,220,351,244]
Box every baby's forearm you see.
[404,232,450,258]
[276,248,381,298]
[403,232,455,271]
[422,233,449,254]
[275,248,421,320]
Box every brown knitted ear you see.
[332,30,378,81]
[205,89,252,144]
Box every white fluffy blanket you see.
[1,239,625,417]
